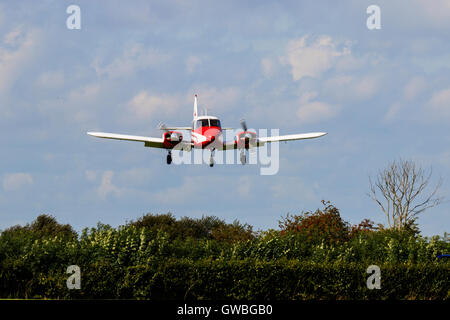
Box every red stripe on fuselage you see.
[192,126,222,148]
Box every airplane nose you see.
[204,128,221,144]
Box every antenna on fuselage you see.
[193,94,198,119]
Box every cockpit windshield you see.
[210,119,221,127]
[194,119,221,129]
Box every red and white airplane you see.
[87,94,327,167]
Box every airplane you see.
[87,94,327,167]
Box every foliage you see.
[279,201,353,244]
[0,210,448,300]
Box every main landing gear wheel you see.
[240,151,246,165]
[166,152,172,165]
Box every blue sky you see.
[0,0,449,235]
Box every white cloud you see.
[3,26,24,46]
[93,44,169,79]
[403,76,427,101]
[296,92,336,124]
[125,86,241,122]
[152,175,251,205]
[385,77,427,122]
[237,176,252,196]
[186,55,202,74]
[35,71,65,89]
[0,27,41,95]
[97,171,121,199]
[324,74,379,103]
[427,88,450,118]
[117,168,153,187]
[127,91,182,119]
[3,173,33,191]
[188,86,241,113]
[270,176,317,202]
[261,58,275,78]
[281,35,350,81]
[85,170,97,182]
[412,0,450,29]
[385,102,403,122]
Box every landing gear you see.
[166,151,172,165]
[240,149,246,165]
[209,148,215,167]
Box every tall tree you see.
[369,159,443,231]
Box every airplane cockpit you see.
[193,117,221,129]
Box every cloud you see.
[412,0,450,29]
[3,26,24,46]
[237,176,252,196]
[270,176,318,202]
[85,170,97,182]
[93,44,170,79]
[3,173,33,191]
[188,86,241,113]
[427,88,450,118]
[97,171,121,199]
[296,92,337,124]
[152,175,252,206]
[281,35,350,81]
[35,71,65,89]
[0,27,41,95]
[261,58,275,78]
[186,55,202,74]
[403,76,427,101]
[385,77,427,122]
[127,91,183,120]
[117,168,153,187]
[324,74,379,103]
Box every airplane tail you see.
[193,94,198,119]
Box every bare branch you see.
[368,159,443,231]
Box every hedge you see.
[1,259,448,300]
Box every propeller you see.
[158,122,168,132]
[240,119,247,132]
[239,119,256,154]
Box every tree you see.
[279,200,350,244]
[369,159,443,231]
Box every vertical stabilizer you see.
[193,94,198,119]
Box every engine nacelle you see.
[236,131,257,149]
[163,131,183,148]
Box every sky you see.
[0,0,449,236]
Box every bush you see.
[0,210,448,299]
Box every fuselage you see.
[191,116,223,148]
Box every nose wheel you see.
[166,151,172,165]
[240,150,246,165]
[209,149,215,167]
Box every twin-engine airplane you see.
[87,94,327,167]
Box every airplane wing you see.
[87,132,166,149]
[219,132,327,150]
[258,132,327,143]
[162,127,192,130]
